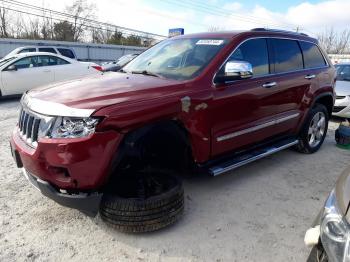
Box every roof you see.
[173,28,317,42]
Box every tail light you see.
[91,65,103,72]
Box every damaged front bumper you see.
[22,168,102,217]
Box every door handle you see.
[262,82,277,88]
[305,74,316,79]
[43,70,51,73]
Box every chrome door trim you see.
[216,113,300,142]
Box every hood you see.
[335,167,350,222]
[335,81,350,96]
[28,72,182,111]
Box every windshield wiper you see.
[131,70,162,78]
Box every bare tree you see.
[207,26,225,32]
[0,5,9,37]
[318,28,350,54]
[65,0,96,41]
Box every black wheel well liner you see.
[106,120,193,182]
[312,92,334,116]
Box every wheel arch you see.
[105,119,195,184]
[312,92,334,116]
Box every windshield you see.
[0,57,16,67]
[123,38,229,80]
[336,65,350,81]
[116,55,136,66]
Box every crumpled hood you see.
[335,167,350,222]
[28,72,181,111]
[335,81,350,96]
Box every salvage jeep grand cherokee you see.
[10,29,336,232]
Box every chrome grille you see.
[18,109,41,147]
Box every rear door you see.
[1,56,54,95]
[267,39,326,135]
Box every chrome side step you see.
[209,139,298,176]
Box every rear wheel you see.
[100,170,184,233]
[307,244,328,262]
[295,104,329,154]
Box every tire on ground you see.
[295,103,329,154]
[100,172,184,233]
[306,244,328,262]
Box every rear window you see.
[271,39,303,73]
[38,47,56,54]
[300,42,327,68]
[57,48,75,59]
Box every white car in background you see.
[4,46,77,60]
[0,52,102,97]
[333,63,350,118]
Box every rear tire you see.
[100,170,184,233]
[307,244,328,262]
[295,104,329,154]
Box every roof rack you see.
[250,28,309,37]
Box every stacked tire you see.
[100,172,184,233]
[335,124,350,147]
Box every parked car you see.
[3,46,77,60]
[305,167,350,262]
[10,29,336,232]
[102,54,138,72]
[333,63,350,118]
[0,52,102,97]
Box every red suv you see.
[10,29,336,232]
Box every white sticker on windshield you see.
[196,39,224,46]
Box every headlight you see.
[50,117,99,138]
[320,189,350,262]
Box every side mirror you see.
[5,65,17,71]
[215,61,253,84]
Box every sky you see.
[23,0,350,37]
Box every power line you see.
[0,5,162,41]
[183,0,299,29]
[2,0,167,39]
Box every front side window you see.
[272,39,303,73]
[38,47,56,54]
[225,38,269,76]
[336,65,350,81]
[300,42,327,68]
[11,56,38,69]
[124,38,229,80]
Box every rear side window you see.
[38,47,56,54]
[300,42,327,68]
[228,38,269,76]
[57,48,75,59]
[271,39,303,73]
[37,56,70,67]
[18,48,36,54]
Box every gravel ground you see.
[1,98,350,262]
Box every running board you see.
[209,139,298,176]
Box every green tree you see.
[53,21,74,41]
